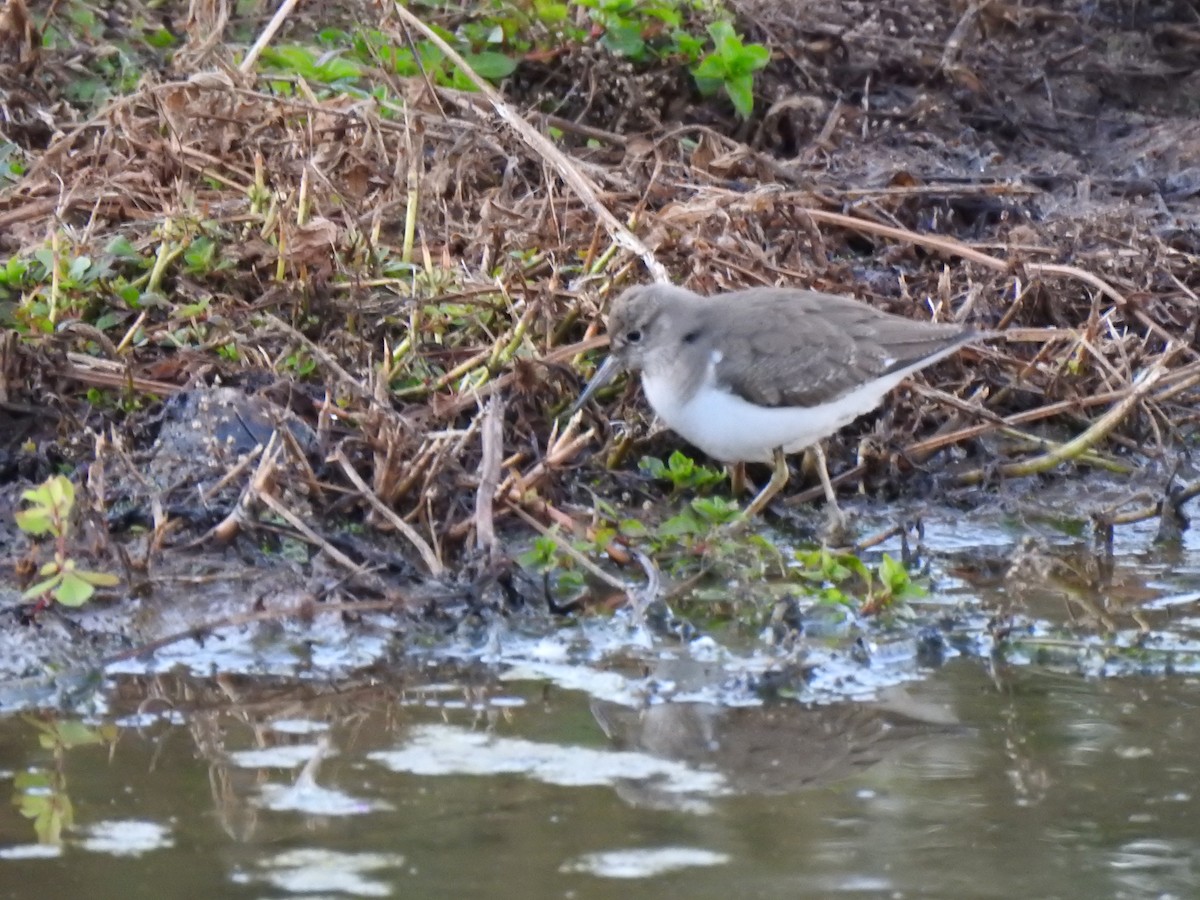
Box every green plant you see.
[872,552,925,610]
[517,532,588,596]
[577,0,684,59]
[262,28,516,93]
[658,496,741,536]
[182,236,233,275]
[253,4,767,119]
[16,476,119,608]
[691,20,770,118]
[794,547,924,612]
[639,450,725,491]
[260,44,365,85]
[1,233,156,332]
[570,0,769,116]
[283,350,319,377]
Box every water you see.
[0,661,1197,899]
[4,484,1200,897]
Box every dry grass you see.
[1,0,1198,584]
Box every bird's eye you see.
[625,329,642,343]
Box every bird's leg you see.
[729,462,747,497]
[813,443,849,534]
[742,448,789,518]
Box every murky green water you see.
[0,660,1197,899]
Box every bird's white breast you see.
[642,372,904,463]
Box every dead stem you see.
[473,397,503,558]
[333,449,444,576]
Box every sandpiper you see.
[573,284,984,518]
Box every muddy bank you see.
[0,0,1198,692]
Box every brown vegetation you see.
[1,0,1199,590]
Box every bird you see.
[572,283,985,519]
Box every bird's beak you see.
[567,354,624,417]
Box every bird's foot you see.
[819,500,854,547]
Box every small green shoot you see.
[871,553,925,610]
[283,350,319,377]
[517,532,589,598]
[15,476,119,608]
[691,20,770,118]
[639,450,726,492]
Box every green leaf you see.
[15,508,53,535]
[725,72,755,118]
[518,534,559,570]
[68,4,97,29]
[312,55,363,82]
[706,20,738,56]
[46,475,74,511]
[45,720,112,748]
[536,2,568,24]
[67,256,92,282]
[647,5,680,27]
[184,236,217,272]
[106,234,139,259]
[738,43,771,71]
[144,27,176,49]
[638,456,668,480]
[93,311,125,331]
[383,45,419,76]
[260,45,362,83]
[667,450,695,478]
[1,255,27,282]
[178,297,210,318]
[53,572,96,607]
[22,575,62,600]
[879,553,907,590]
[76,569,120,587]
[449,68,478,91]
[692,55,727,80]
[33,247,55,276]
[602,23,646,59]
[673,32,704,61]
[589,526,616,549]
[463,51,517,79]
[260,44,315,73]
[13,768,72,845]
[690,496,740,525]
[659,510,703,537]
[318,28,350,44]
[618,518,648,537]
[693,76,721,97]
[558,570,586,592]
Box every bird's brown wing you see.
[710,289,975,408]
